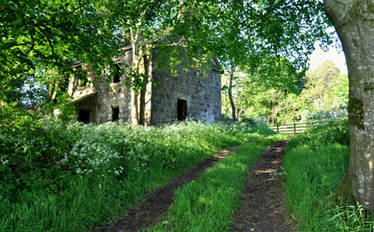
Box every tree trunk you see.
[228,66,237,121]
[130,27,144,125]
[237,105,241,121]
[139,55,149,126]
[324,0,374,211]
[47,82,58,104]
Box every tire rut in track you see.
[92,143,245,232]
[230,140,294,232]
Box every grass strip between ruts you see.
[149,134,286,232]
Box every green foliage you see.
[0,0,124,102]
[171,0,331,71]
[223,61,349,124]
[288,120,349,148]
[299,61,348,120]
[219,115,275,136]
[0,115,80,202]
[0,118,253,231]
[284,121,374,231]
[1,0,331,109]
[250,118,276,136]
[222,58,303,123]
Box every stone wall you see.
[94,77,134,124]
[150,56,221,125]
[68,49,137,124]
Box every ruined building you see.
[68,46,222,125]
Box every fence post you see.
[277,124,279,133]
[294,123,296,134]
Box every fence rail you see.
[268,120,343,134]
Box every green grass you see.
[149,134,287,232]
[1,119,270,232]
[283,121,374,231]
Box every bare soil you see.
[230,140,294,232]
[92,144,243,232]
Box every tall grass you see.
[0,118,262,232]
[283,120,374,231]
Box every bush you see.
[0,114,80,201]
[220,116,275,136]
[287,119,349,150]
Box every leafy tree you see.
[324,0,374,210]
[176,0,332,121]
[222,60,348,124]
[222,57,303,123]
[110,0,177,125]
[299,61,348,119]
[0,0,126,103]
[1,0,331,120]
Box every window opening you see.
[177,99,187,121]
[112,106,119,121]
[112,64,121,83]
[78,109,90,123]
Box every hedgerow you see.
[0,115,257,231]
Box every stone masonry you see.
[68,46,221,125]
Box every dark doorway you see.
[177,99,187,121]
[112,106,119,121]
[78,109,90,123]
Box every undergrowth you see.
[0,115,266,232]
[283,120,374,231]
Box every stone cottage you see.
[68,45,222,125]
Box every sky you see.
[308,37,348,75]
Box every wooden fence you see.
[268,121,336,134]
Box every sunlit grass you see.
[283,121,374,231]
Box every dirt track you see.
[93,140,293,232]
[230,140,293,232]
[92,144,242,232]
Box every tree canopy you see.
[1,0,333,107]
[222,60,348,123]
